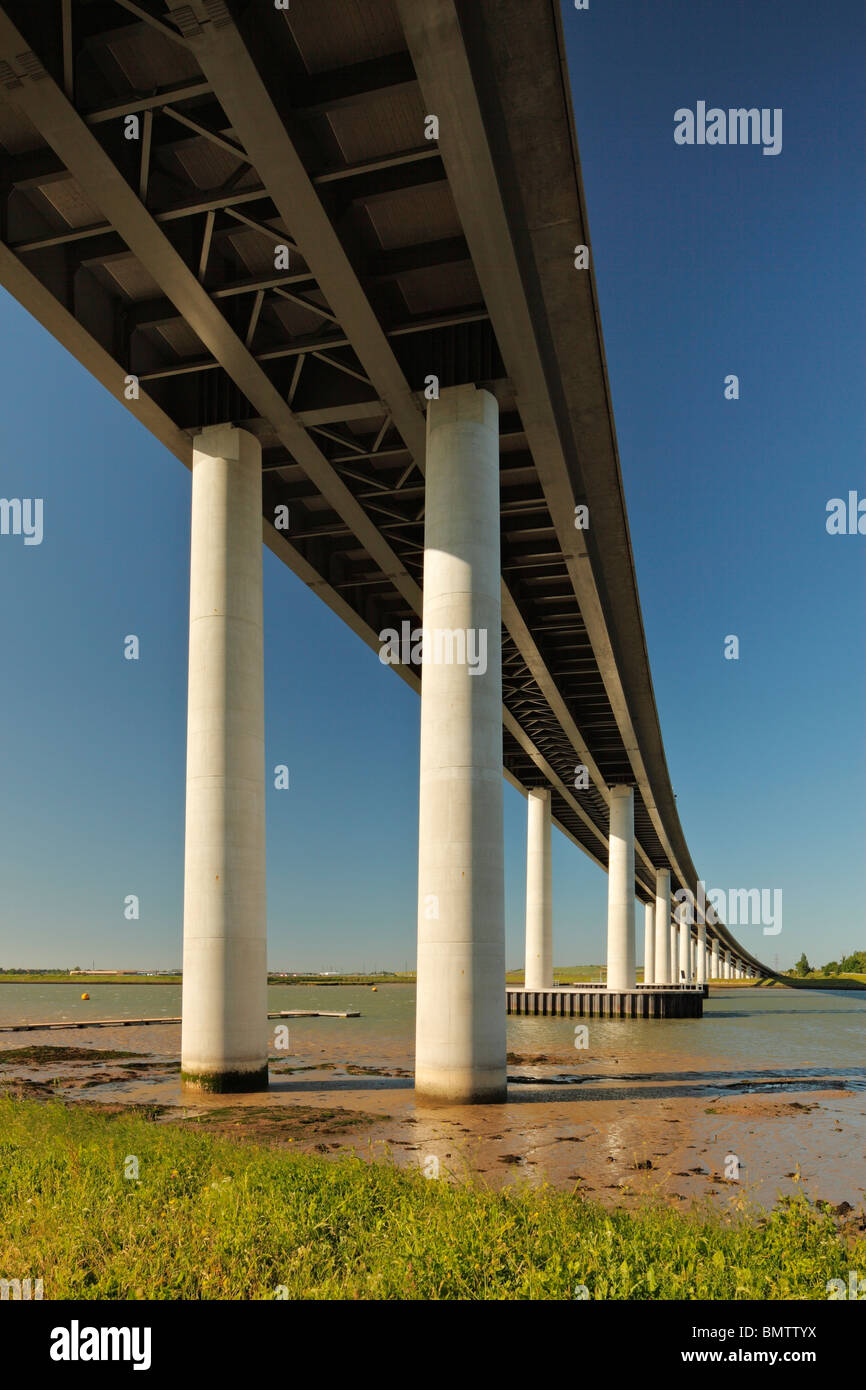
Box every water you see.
[0,982,411,1065]
[0,983,183,1028]
[2,983,863,1206]
[0,983,863,1082]
[508,988,866,1078]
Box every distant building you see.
[69,968,126,975]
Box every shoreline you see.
[2,974,863,990]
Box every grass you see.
[0,1097,862,1300]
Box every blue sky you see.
[0,0,862,972]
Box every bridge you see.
[0,0,769,1101]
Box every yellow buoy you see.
[80,992,90,1000]
[370,985,377,992]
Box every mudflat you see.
[1,982,863,1225]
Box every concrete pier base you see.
[507,986,705,1018]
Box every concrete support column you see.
[678,915,689,983]
[181,425,267,1093]
[724,951,732,980]
[654,869,671,984]
[606,786,635,990]
[696,919,707,985]
[690,937,696,979]
[415,385,505,1104]
[643,901,655,985]
[670,918,678,982]
[710,938,720,980]
[524,787,553,990]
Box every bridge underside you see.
[0,0,769,1084]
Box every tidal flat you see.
[1,984,864,1220]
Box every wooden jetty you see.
[268,1010,360,1019]
[0,1009,360,1033]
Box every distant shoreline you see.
[1,973,862,990]
[0,978,183,985]
[0,975,416,987]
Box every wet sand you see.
[2,989,864,1222]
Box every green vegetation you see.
[774,975,866,990]
[0,1046,140,1063]
[180,1065,269,1094]
[0,1098,861,1300]
[0,972,182,985]
[0,971,416,986]
[780,949,866,989]
[506,966,606,984]
[269,973,416,986]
